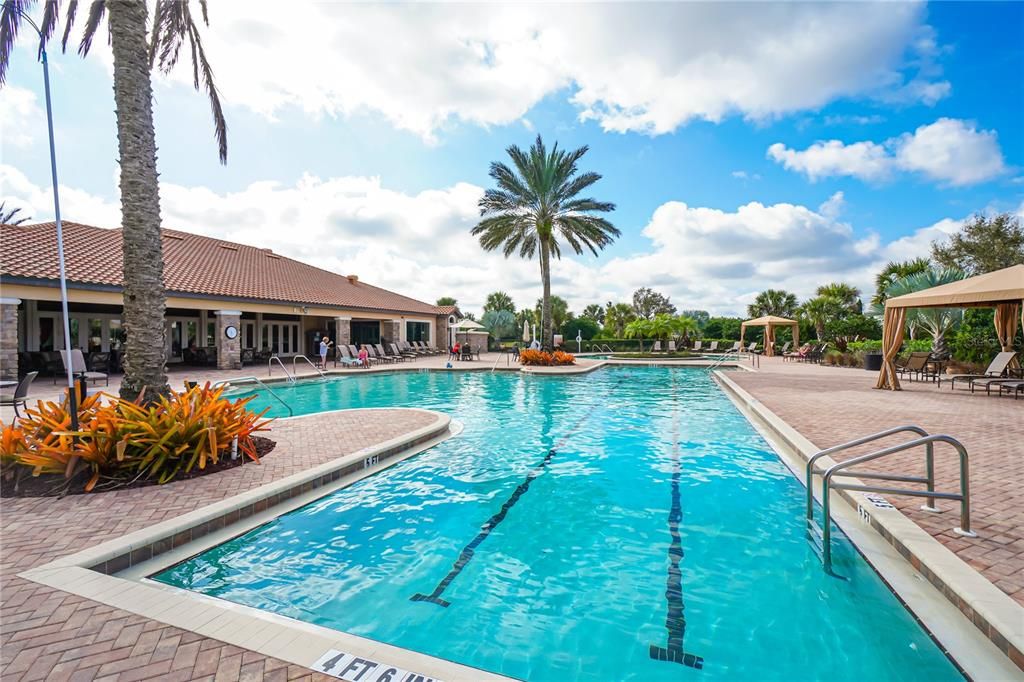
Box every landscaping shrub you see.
[0,384,272,491]
[519,350,576,366]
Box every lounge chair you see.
[392,343,417,360]
[376,344,402,363]
[803,343,826,363]
[336,346,362,367]
[939,351,1018,390]
[60,349,109,386]
[0,371,38,418]
[401,341,424,355]
[667,340,677,352]
[652,341,662,352]
[746,342,758,353]
[784,344,809,362]
[707,341,719,352]
[419,341,443,355]
[368,345,393,364]
[778,342,791,355]
[996,380,1024,399]
[895,351,931,382]
[724,341,741,353]
[692,341,702,352]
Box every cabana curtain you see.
[739,315,799,357]
[875,307,907,390]
[994,302,1021,368]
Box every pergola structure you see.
[740,315,799,357]
[876,264,1024,390]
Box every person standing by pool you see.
[318,336,332,368]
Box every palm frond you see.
[76,0,105,57]
[0,0,31,84]
[60,0,78,51]
[38,0,59,57]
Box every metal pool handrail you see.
[806,427,975,574]
[292,354,326,379]
[213,376,294,417]
[268,355,295,383]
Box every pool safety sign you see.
[312,649,443,682]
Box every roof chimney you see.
[346,274,359,284]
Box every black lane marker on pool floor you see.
[650,373,705,670]
[411,375,628,608]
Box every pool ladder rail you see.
[213,376,294,417]
[268,355,296,383]
[805,425,974,575]
[292,354,327,379]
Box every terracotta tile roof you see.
[435,305,460,316]
[0,221,440,316]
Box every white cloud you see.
[768,140,892,182]
[4,165,984,317]
[893,118,1006,186]
[768,118,1006,186]
[0,86,42,148]
[126,2,944,140]
[731,170,761,181]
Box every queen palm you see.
[747,289,798,319]
[816,282,862,315]
[800,296,840,341]
[473,136,618,351]
[2,0,227,400]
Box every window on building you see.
[38,317,55,351]
[206,321,216,347]
[88,319,103,353]
[351,321,381,346]
[109,320,125,351]
[67,318,79,349]
[406,321,430,343]
[186,321,199,349]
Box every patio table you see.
[0,380,16,389]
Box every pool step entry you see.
[805,425,975,575]
[292,354,327,379]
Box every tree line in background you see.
[442,211,1023,361]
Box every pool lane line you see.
[411,375,628,608]
[650,372,705,670]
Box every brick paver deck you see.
[0,409,436,681]
[729,357,1024,605]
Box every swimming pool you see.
[156,368,960,680]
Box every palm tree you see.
[436,296,458,307]
[2,1,227,401]
[0,201,30,225]
[481,309,516,341]
[800,296,839,341]
[816,282,862,315]
[872,258,930,307]
[534,296,570,331]
[604,302,636,337]
[623,318,651,352]
[581,304,605,325]
[483,291,515,313]
[869,267,966,356]
[472,135,618,350]
[747,289,799,318]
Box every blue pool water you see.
[155,368,960,681]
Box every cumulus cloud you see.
[0,86,42,148]
[768,118,1006,186]
[3,165,981,316]
[105,2,944,140]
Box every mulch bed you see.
[0,436,276,498]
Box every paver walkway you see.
[0,409,436,682]
[729,357,1024,605]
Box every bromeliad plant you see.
[0,384,272,492]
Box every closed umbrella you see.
[523,320,530,342]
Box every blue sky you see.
[2,1,1022,315]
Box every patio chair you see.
[939,351,1018,390]
[0,371,38,418]
[392,343,416,360]
[60,349,108,386]
[668,340,677,352]
[746,342,758,353]
[707,341,719,352]
[724,341,741,353]
[894,351,930,382]
[692,340,702,352]
[240,348,255,367]
[460,344,476,361]
[367,345,392,364]
[652,341,662,352]
[778,342,791,355]
[784,344,809,362]
[382,343,407,362]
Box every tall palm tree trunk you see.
[109,1,169,401]
[539,239,553,351]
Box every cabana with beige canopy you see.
[740,315,799,357]
[876,264,1024,390]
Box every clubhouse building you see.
[0,221,458,380]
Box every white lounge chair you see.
[939,351,1018,390]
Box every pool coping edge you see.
[713,370,1024,676]
[18,407,518,682]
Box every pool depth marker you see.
[411,375,626,608]
[649,373,705,669]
